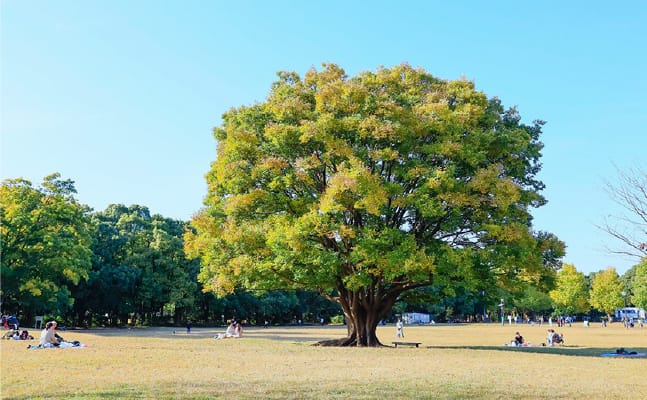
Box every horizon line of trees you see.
[2,173,646,328]
[0,175,343,327]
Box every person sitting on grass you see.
[225,322,237,338]
[215,321,241,339]
[551,331,564,345]
[234,322,243,338]
[32,321,82,349]
[514,332,524,346]
[40,321,60,348]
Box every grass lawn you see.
[1,322,646,399]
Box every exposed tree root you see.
[314,337,386,347]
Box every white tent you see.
[402,312,430,324]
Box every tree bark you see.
[315,287,397,347]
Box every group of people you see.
[622,317,644,328]
[214,321,244,339]
[507,329,564,347]
[554,316,573,327]
[26,320,82,349]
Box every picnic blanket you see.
[600,352,645,358]
[27,341,86,349]
[504,342,544,347]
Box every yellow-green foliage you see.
[550,263,590,314]
[186,63,563,345]
[1,175,94,315]
[589,267,624,315]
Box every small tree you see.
[589,267,624,319]
[549,263,589,315]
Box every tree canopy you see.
[0,175,342,327]
[0,174,94,319]
[631,258,647,309]
[187,63,563,346]
[514,284,553,314]
[71,204,198,326]
[550,263,589,315]
[589,267,623,317]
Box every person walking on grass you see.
[396,319,404,338]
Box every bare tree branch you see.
[597,164,647,259]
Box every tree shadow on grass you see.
[73,326,347,343]
[428,345,647,358]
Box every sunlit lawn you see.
[1,322,646,399]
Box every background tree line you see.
[398,260,647,323]
[2,173,645,328]
[0,175,341,327]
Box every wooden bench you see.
[392,341,421,348]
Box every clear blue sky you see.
[2,1,645,274]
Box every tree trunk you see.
[316,287,397,347]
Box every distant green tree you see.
[515,284,553,314]
[550,263,589,315]
[141,217,198,323]
[619,265,636,295]
[71,205,197,325]
[631,259,647,310]
[187,63,563,346]
[257,291,299,322]
[0,174,93,320]
[294,290,343,322]
[71,208,141,326]
[589,267,624,319]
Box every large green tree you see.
[549,263,589,315]
[589,267,624,318]
[0,174,93,320]
[187,64,563,346]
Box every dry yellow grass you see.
[1,322,646,399]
